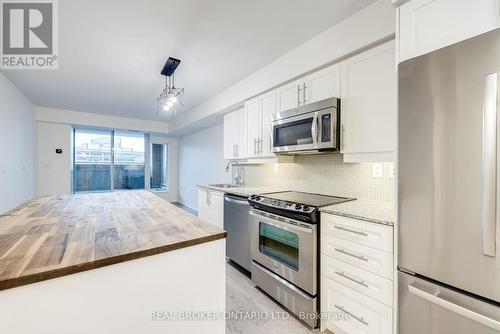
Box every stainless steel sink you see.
[209,183,237,188]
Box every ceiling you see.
[2,0,376,122]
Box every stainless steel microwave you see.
[271,98,340,154]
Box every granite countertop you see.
[0,191,226,291]
[320,199,395,226]
[198,184,284,197]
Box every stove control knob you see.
[302,205,310,211]
[250,195,256,200]
[255,196,261,201]
[295,204,302,210]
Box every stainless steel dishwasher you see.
[223,194,251,273]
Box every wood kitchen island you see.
[0,191,226,334]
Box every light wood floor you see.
[226,263,320,334]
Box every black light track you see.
[160,57,181,77]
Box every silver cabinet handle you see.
[206,190,211,206]
[258,139,262,154]
[235,144,239,158]
[334,270,369,288]
[334,304,368,326]
[297,85,302,106]
[408,283,500,331]
[341,124,346,150]
[334,248,368,261]
[303,82,307,104]
[481,73,498,257]
[334,225,368,236]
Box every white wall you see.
[0,72,35,214]
[37,122,73,196]
[35,108,176,197]
[178,124,231,210]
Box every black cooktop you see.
[260,191,353,207]
[248,191,354,224]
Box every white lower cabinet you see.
[320,213,394,334]
[321,277,393,334]
[322,256,393,307]
[197,188,224,229]
[322,235,393,280]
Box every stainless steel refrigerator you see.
[399,28,500,333]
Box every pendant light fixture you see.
[157,57,185,119]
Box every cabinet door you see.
[245,98,261,158]
[340,41,396,160]
[198,189,210,222]
[304,63,341,104]
[260,91,276,157]
[208,191,224,229]
[276,79,301,112]
[321,276,393,334]
[223,111,239,160]
[399,0,500,62]
[237,108,247,159]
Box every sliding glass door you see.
[74,129,112,192]
[113,131,145,190]
[73,129,145,193]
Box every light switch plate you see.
[372,163,383,178]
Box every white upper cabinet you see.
[303,64,340,105]
[245,90,276,159]
[276,79,301,113]
[340,40,396,162]
[276,64,341,113]
[398,0,500,62]
[223,108,246,160]
[260,91,275,157]
[246,98,262,159]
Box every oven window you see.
[259,222,299,270]
[274,118,313,147]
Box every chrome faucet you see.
[225,161,244,187]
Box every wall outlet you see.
[273,163,280,174]
[388,164,395,178]
[372,163,383,178]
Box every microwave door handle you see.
[311,112,319,146]
[481,73,498,257]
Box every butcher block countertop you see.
[0,191,226,291]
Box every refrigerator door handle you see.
[481,73,498,257]
[408,283,500,331]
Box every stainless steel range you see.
[248,191,353,328]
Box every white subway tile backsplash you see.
[243,154,394,202]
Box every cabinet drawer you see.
[322,214,393,252]
[322,255,393,307]
[322,235,393,280]
[321,276,392,334]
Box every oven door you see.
[250,209,317,295]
